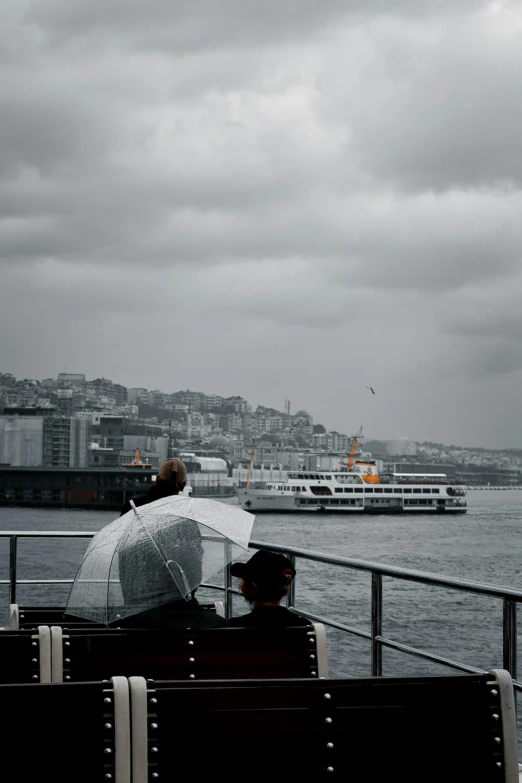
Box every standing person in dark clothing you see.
[229,550,311,627]
[120,458,187,516]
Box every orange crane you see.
[346,427,363,471]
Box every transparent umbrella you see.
[66,496,255,625]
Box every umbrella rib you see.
[130,501,190,600]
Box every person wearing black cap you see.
[229,550,311,627]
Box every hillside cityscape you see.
[0,371,521,486]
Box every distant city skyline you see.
[1,368,520,454]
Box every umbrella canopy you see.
[66,496,255,625]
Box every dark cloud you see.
[24,0,482,53]
[1,0,522,447]
[466,343,522,377]
[320,7,522,191]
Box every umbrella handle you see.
[165,559,191,601]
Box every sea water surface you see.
[1,491,521,737]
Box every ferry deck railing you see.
[0,530,520,692]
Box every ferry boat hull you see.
[236,452,467,514]
[236,487,467,513]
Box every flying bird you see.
[366,386,376,395]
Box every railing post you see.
[9,536,18,605]
[503,598,517,681]
[371,571,383,677]
[224,541,233,620]
[287,554,296,609]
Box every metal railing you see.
[1,531,520,690]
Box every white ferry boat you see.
[236,460,467,514]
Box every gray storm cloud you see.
[1,0,521,447]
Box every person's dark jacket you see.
[116,597,229,628]
[120,480,176,516]
[229,605,311,627]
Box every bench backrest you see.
[128,669,518,782]
[0,627,51,683]
[10,602,224,630]
[0,677,130,783]
[51,623,326,682]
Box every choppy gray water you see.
[1,491,521,738]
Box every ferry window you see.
[298,474,304,479]
[393,488,402,494]
[344,488,353,493]
[365,488,373,493]
[422,489,431,494]
[354,488,363,493]
[432,489,440,494]
[374,488,383,493]
[302,486,306,491]
[413,488,422,494]
[335,488,343,493]
[404,488,412,494]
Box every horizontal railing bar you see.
[0,579,75,585]
[250,540,522,601]
[0,531,235,542]
[3,531,522,601]
[0,531,97,538]
[289,608,372,640]
[376,636,487,674]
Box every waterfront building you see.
[386,438,417,457]
[119,435,169,468]
[127,388,149,404]
[57,373,85,387]
[0,415,91,468]
[203,394,224,410]
[0,416,44,466]
[88,416,164,468]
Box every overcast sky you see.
[2,1,522,448]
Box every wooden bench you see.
[127,669,518,782]
[0,677,130,783]
[0,627,51,683]
[50,623,327,682]
[9,602,225,629]
[10,604,98,630]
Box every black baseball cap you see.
[230,550,296,584]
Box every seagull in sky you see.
[366,386,376,395]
